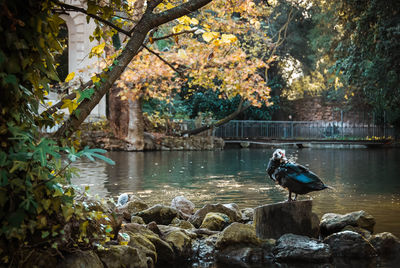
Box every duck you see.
[267,149,330,201]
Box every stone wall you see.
[80,131,224,151]
[285,97,371,123]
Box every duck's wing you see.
[267,158,280,181]
[283,163,324,188]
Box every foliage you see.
[115,0,275,112]
[0,0,117,264]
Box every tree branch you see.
[142,45,185,77]
[147,0,213,28]
[180,98,250,136]
[51,0,131,36]
[42,80,93,117]
[152,29,196,42]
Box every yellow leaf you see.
[65,72,75,82]
[91,75,100,83]
[221,34,238,44]
[190,18,199,25]
[172,24,192,34]
[91,42,106,55]
[177,49,188,59]
[177,15,192,25]
[202,32,219,42]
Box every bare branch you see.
[51,0,131,36]
[152,29,196,42]
[142,45,185,77]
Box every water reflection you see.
[71,148,400,237]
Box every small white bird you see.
[117,193,129,207]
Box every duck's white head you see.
[272,149,287,161]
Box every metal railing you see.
[179,120,395,140]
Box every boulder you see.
[121,223,175,263]
[170,218,195,229]
[254,200,319,239]
[191,235,218,263]
[273,234,331,263]
[320,210,375,236]
[223,203,242,218]
[125,231,157,263]
[164,229,193,258]
[200,212,230,231]
[96,245,148,268]
[369,232,400,256]
[342,225,371,239]
[58,251,103,268]
[241,208,254,222]
[215,223,262,249]
[135,204,178,225]
[131,215,145,224]
[323,231,376,258]
[188,203,242,228]
[171,196,195,216]
[117,200,149,220]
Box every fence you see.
[179,120,395,140]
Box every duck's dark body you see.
[267,158,328,201]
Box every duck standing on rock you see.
[267,149,331,202]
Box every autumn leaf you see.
[90,42,105,56]
[202,32,219,42]
[221,34,238,44]
[65,72,75,82]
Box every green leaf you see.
[41,231,50,239]
[78,88,95,102]
[33,138,60,166]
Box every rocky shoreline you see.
[53,195,400,268]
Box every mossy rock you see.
[97,245,148,268]
[215,223,262,249]
[200,212,230,231]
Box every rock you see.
[254,200,319,239]
[191,235,218,264]
[171,196,195,216]
[369,232,400,256]
[273,234,331,263]
[241,208,254,222]
[117,200,149,217]
[164,230,193,258]
[135,204,178,225]
[170,218,195,229]
[131,215,145,224]
[223,203,242,218]
[120,223,175,264]
[320,210,375,236]
[58,251,103,268]
[323,231,377,258]
[97,245,148,268]
[200,212,231,231]
[215,223,262,249]
[157,225,197,240]
[342,225,371,239]
[125,231,157,263]
[188,203,242,228]
[19,249,57,268]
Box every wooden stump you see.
[254,200,319,239]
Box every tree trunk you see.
[109,87,129,139]
[126,98,145,151]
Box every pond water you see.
[71,148,400,237]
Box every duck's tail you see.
[325,185,335,191]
